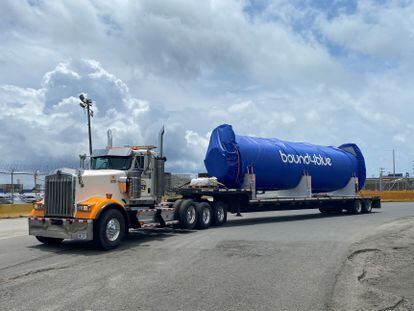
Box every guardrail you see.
[360,190,414,202]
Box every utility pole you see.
[379,167,385,191]
[10,169,14,204]
[392,149,396,177]
[79,94,94,156]
[34,170,38,195]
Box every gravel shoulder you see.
[331,216,414,311]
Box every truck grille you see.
[44,173,75,217]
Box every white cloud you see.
[0,0,413,178]
[318,1,414,62]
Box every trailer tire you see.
[196,202,212,229]
[211,201,227,226]
[35,236,63,245]
[362,200,373,213]
[178,199,198,230]
[347,200,362,215]
[94,209,125,250]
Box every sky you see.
[0,0,413,187]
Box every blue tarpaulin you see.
[204,124,366,193]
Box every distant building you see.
[0,183,24,193]
[386,173,404,178]
[164,173,172,192]
[164,173,193,192]
[170,173,193,190]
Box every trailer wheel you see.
[35,236,63,245]
[178,199,198,230]
[211,201,227,226]
[347,200,362,214]
[362,200,372,213]
[94,209,125,250]
[196,202,212,229]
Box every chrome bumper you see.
[28,217,93,241]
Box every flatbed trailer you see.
[125,187,381,232]
[176,187,380,215]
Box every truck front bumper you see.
[28,217,94,241]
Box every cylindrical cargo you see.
[204,124,366,193]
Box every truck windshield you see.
[91,156,132,170]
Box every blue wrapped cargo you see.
[204,124,366,193]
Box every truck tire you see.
[178,199,198,230]
[362,200,373,213]
[196,202,212,229]
[211,201,227,226]
[173,199,184,225]
[347,200,362,214]
[94,209,125,250]
[35,236,63,245]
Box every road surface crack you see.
[0,265,70,283]
[378,297,405,311]
[347,248,381,260]
[357,269,366,282]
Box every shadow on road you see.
[26,211,379,254]
[27,227,195,255]
[225,211,379,227]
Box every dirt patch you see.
[331,217,414,311]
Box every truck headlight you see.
[33,202,44,210]
[77,204,93,212]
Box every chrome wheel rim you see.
[187,206,196,224]
[366,202,372,211]
[356,202,362,213]
[106,218,121,242]
[217,206,224,222]
[202,208,211,224]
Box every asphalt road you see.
[0,203,413,311]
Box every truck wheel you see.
[362,200,372,213]
[35,236,63,245]
[94,209,125,250]
[196,202,212,229]
[178,199,198,230]
[172,199,184,228]
[211,201,227,226]
[347,200,362,214]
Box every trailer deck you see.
[175,187,381,214]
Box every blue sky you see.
[0,0,413,187]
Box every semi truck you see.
[29,124,380,250]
